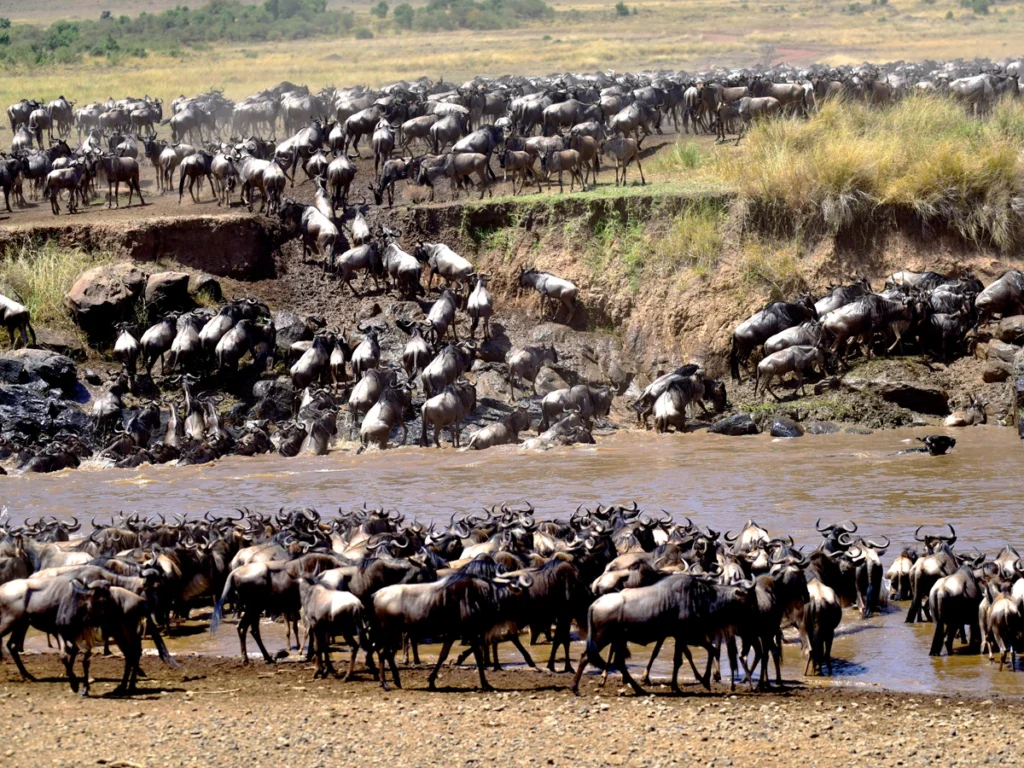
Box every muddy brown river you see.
[4,426,1023,696]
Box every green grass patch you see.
[0,241,114,347]
[648,140,705,173]
[738,238,805,300]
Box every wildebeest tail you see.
[729,335,740,380]
[149,613,181,669]
[211,574,234,632]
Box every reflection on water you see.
[6,426,1024,695]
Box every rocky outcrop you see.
[842,374,949,416]
[64,262,148,339]
[1,349,78,392]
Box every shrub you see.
[371,1,389,18]
[394,2,414,27]
[615,0,630,15]
[354,26,373,39]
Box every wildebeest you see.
[97,154,145,208]
[0,293,37,347]
[518,267,579,323]
[754,345,827,400]
[729,297,816,380]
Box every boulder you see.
[0,357,24,384]
[273,311,313,354]
[806,421,841,435]
[981,360,1012,383]
[3,349,77,391]
[986,340,1017,364]
[997,315,1024,345]
[145,272,193,312]
[842,375,949,416]
[708,413,758,436]
[252,377,295,420]
[473,368,510,401]
[770,416,804,438]
[33,328,87,361]
[188,273,222,302]
[65,262,147,338]
[533,365,570,396]
[478,336,512,364]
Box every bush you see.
[354,26,374,39]
[615,0,630,15]
[371,1,389,18]
[394,2,414,27]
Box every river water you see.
[4,426,1024,696]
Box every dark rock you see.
[806,421,841,435]
[0,384,52,436]
[708,413,759,436]
[65,262,148,339]
[982,361,1012,383]
[997,315,1024,345]
[533,365,570,396]
[252,377,295,420]
[53,405,92,434]
[188,273,222,302]
[84,369,102,385]
[145,272,193,312]
[34,328,87,361]
[478,336,512,364]
[843,375,949,416]
[0,357,24,384]
[770,416,804,438]
[3,349,77,392]
[274,311,313,354]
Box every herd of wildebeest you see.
[5,251,1021,474]
[3,56,1024,219]
[1,504,1022,697]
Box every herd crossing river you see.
[3,426,1024,697]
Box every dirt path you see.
[1,654,1019,767]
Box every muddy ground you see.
[1,654,1021,767]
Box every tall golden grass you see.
[716,96,1024,249]
[0,242,112,346]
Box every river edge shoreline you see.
[2,655,1021,767]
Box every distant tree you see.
[394,2,414,27]
[614,1,630,15]
[371,1,389,18]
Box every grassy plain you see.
[0,0,1023,109]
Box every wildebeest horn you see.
[837,532,855,547]
[815,518,834,533]
[865,535,890,550]
[943,523,956,544]
[913,525,926,542]
[724,530,738,542]
[841,520,858,533]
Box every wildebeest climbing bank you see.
[4,18,1024,762]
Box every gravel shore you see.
[2,654,1022,767]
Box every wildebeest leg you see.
[61,642,81,694]
[248,616,274,664]
[6,623,36,681]
[670,638,684,693]
[508,634,535,669]
[615,643,646,695]
[471,642,495,691]
[640,637,663,685]
[427,639,455,689]
[635,152,646,185]
[570,650,590,694]
[681,643,709,690]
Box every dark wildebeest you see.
[729,297,817,380]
